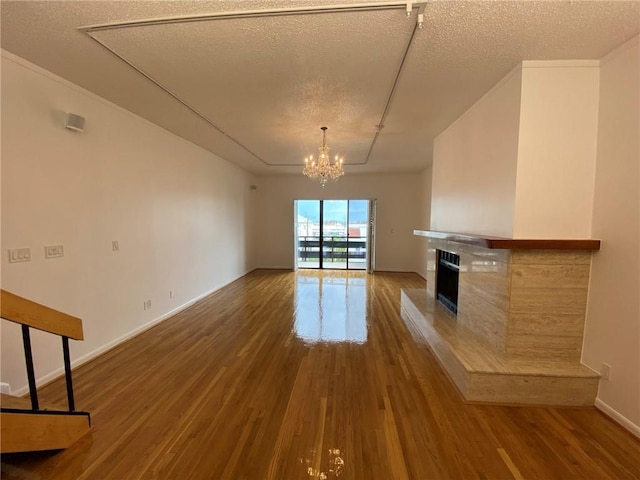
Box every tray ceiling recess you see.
[3,1,634,175]
[79,2,427,173]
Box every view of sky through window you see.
[298,199,368,223]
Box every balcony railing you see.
[297,236,367,265]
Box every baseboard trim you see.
[595,398,640,439]
[12,271,253,397]
[373,269,420,275]
[254,266,295,271]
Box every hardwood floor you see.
[2,270,639,479]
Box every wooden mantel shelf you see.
[413,230,600,251]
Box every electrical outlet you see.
[169,290,174,299]
[112,240,120,252]
[601,363,611,381]
[44,245,64,259]
[143,300,152,310]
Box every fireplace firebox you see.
[436,250,460,314]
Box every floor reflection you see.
[294,271,367,344]
[302,448,345,479]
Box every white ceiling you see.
[1,1,639,175]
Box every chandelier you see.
[303,127,345,187]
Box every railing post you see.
[62,336,75,411]
[21,325,39,410]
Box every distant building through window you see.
[294,199,373,271]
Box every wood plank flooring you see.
[2,270,639,479]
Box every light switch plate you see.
[45,245,64,259]
[9,248,31,263]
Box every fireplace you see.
[436,250,459,314]
[408,230,601,406]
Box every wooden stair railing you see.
[0,289,91,453]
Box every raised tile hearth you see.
[403,230,601,406]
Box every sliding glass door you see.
[296,200,321,268]
[295,199,373,270]
[322,200,348,269]
[347,200,368,270]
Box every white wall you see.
[431,67,522,237]
[428,43,639,435]
[582,37,640,434]
[432,61,601,240]
[415,165,432,279]
[1,52,257,394]
[513,61,600,238]
[254,173,423,272]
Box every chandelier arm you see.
[303,126,345,186]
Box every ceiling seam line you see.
[84,32,273,166]
[364,20,420,165]
[83,32,373,168]
[78,3,418,32]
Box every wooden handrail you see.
[0,290,83,341]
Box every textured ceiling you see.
[1,1,639,175]
[90,10,414,168]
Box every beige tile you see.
[511,264,590,289]
[425,251,437,296]
[400,291,469,396]
[426,275,436,297]
[401,243,598,407]
[427,238,445,252]
[508,312,586,337]
[466,373,598,406]
[506,334,583,361]
[401,288,500,372]
[511,250,592,265]
[457,290,508,352]
[459,264,510,311]
[428,238,511,263]
[510,288,588,316]
[401,288,599,406]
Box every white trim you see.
[372,268,415,273]
[11,273,251,397]
[255,265,295,270]
[78,2,417,31]
[595,398,640,439]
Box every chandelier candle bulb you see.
[302,126,345,187]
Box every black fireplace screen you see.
[436,250,460,314]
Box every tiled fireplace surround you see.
[401,231,601,406]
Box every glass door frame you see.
[294,199,375,271]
